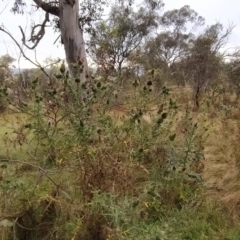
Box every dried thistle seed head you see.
[161,112,168,119]
[157,118,164,124]
[60,60,65,74]
[147,80,152,86]
[96,82,101,88]
[140,210,149,219]
[97,128,102,135]
[75,78,80,84]
[139,148,144,153]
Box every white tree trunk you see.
[59,0,89,82]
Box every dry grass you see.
[108,87,240,222]
[202,108,240,220]
[0,112,30,158]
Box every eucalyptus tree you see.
[145,5,204,67]
[1,0,164,82]
[183,23,233,108]
[88,1,162,77]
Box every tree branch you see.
[0,24,51,79]
[19,12,50,50]
[214,24,235,54]
[32,0,59,17]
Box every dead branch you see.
[0,24,55,79]
[32,0,59,17]
[214,24,235,54]
[0,25,39,68]
[19,12,50,50]
[0,2,9,14]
